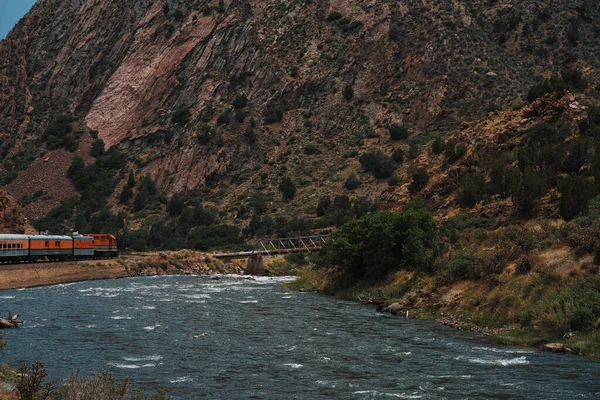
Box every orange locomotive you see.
[0,232,118,264]
[84,233,118,258]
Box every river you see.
[1,275,599,399]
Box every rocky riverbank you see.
[0,250,245,290]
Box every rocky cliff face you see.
[1,0,600,227]
[0,191,26,233]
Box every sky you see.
[0,0,37,40]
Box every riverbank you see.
[0,250,245,290]
[286,263,600,359]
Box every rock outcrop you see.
[0,190,26,233]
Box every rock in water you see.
[382,303,405,316]
[541,343,566,353]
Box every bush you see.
[133,191,147,212]
[303,143,320,155]
[488,162,516,198]
[316,196,331,217]
[342,84,354,100]
[558,175,597,221]
[344,174,360,190]
[527,74,566,102]
[512,169,544,216]
[391,148,404,164]
[457,172,486,208]
[17,361,53,400]
[244,127,256,144]
[232,93,248,109]
[359,151,396,179]
[187,225,243,251]
[326,12,342,22]
[279,177,296,200]
[119,185,133,204]
[562,137,592,174]
[171,108,191,125]
[264,103,284,124]
[444,140,467,163]
[408,168,429,193]
[389,124,409,141]
[387,174,401,187]
[535,277,600,334]
[318,209,438,280]
[42,114,79,152]
[515,255,535,275]
[91,138,105,158]
[217,109,232,125]
[431,136,445,155]
[167,194,186,216]
[127,172,136,188]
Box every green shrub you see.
[326,12,342,22]
[127,172,136,188]
[391,148,405,164]
[264,103,284,124]
[359,151,396,179]
[119,186,133,204]
[232,93,248,109]
[431,136,445,155]
[316,196,331,217]
[279,177,296,200]
[167,194,186,216]
[408,168,429,193]
[171,108,191,125]
[535,277,600,334]
[91,138,105,158]
[217,109,232,125]
[457,172,486,208]
[444,140,467,163]
[527,74,566,102]
[187,225,243,251]
[42,114,79,152]
[387,174,401,187]
[389,123,409,141]
[318,209,437,280]
[303,143,320,155]
[558,175,597,221]
[342,84,354,100]
[512,168,544,216]
[344,173,360,190]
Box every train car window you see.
[45,241,49,247]
[55,241,60,247]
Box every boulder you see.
[382,303,405,316]
[541,343,566,353]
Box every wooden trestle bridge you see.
[212,234,331,260]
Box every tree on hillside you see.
[119,185,133,204]
[279,177,296,200]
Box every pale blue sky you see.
[0,0,37,39]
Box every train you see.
[0,232,117,264]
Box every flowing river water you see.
[1,275,599,399]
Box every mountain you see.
[1,0,600,246]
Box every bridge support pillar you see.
[246,255,265,275]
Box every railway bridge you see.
[212,234,331,274]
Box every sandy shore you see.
[0,259,129,290]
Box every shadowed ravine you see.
[2,275,600,399]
